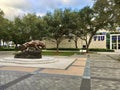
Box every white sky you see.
[0,0,94,20]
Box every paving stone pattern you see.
[0,52,83,90]
[5,73,82,90]
[90,54,120,90]
[0,52,120,90]
[0,71,28,86]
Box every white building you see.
[44,29,120,50]
[44,34,107,49]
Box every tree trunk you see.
[15,43,18,49]
[86,34,94,53]
[85,39,89,53]
[56,41,59,53]
[74,37,78,48]
[86,44,89,53]
[75,40,78,48]
[0,40,1,47]
[3,40,5,47]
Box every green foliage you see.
[106,33,110,49]
[44,9,72,52]
[0,47,18,51]
[11,17,29,45]
[22,14,46,40]
[94,0,120,30]
[46,48,80,51]
[0,10,12,46]
[77,6,95,52]
[42,51,76,56]
[0,1,120,51]
[10,13,47,46]
[89,48,114,52]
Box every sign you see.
[94,35,105,41]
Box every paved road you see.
[0,51,120,90]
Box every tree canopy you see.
[0,0,120,51]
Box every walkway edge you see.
[80,55,91,90]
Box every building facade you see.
[44,34,107,49]
[2,30,120,50]
[110,34,120,50]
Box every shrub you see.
[89,48,114,52]
[46,48,80,51]
[0,47,18,51]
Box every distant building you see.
[44,29,120,50]
[1,29,120,50]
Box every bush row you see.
[0,47,18,51]
[0,47,114,52]
[89,48,114,52]
[46,48,80,51]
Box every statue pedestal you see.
[14,50,42,59]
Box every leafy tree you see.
[93,0,120,30]
[35,16,48,40]
[44,9,68,52]
[77,5,113,52]
[66,11,80,48]
[0,9,12,47]
[22,13,47,40]
[77,7,95,52]
[0,9,4,46]
[114,0,120,25]
[11,14,47,47]
[1,19,12,46]
[11,17,29,47]
[76,0,120,52]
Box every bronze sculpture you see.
[15,40,46,58]
[20,40,46,52]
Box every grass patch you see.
[0,48,17,51]
[42,51,77,56]
[89,48,114,52]
[46,48,80,51]
[0,46,20,51]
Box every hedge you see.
[46,48,80,51]
[89,48,114,52]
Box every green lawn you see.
[42,51,78,56]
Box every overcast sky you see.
[0,0,94,20]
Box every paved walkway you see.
[90,54,120,90]
[0,51,120,90]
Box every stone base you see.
[14,51,42,59]
[0,56,76,69]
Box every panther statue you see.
[19,40,46,52]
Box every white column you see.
[110,34,112,49]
